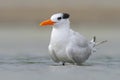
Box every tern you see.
[40,13,106,65]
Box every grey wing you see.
[67,45,91,65]
[66,30,92,64]
[48,45,60,62]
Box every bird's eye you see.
[57,17,62,20]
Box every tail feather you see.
[93,36,96,42]
[90,36,107,53]
[90,36,107,47]
[95,40,107,46]
[91,36,96,43]
[90,36,96,47]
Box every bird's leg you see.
[62,62,65,66]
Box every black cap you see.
[63,13,70,19]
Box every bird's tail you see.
[90,36,107,52]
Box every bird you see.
[40,13,106,65]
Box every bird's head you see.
[40,13,70,27]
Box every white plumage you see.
[40,13,96,65]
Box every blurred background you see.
[0,0,120,80]
[0,0,120,23]
[0,0,120,56]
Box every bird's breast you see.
[49,28,75,62]
[50,28,70,46]
[49,32,70,61]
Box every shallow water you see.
[0,23,120,80]
[0,55,120,80]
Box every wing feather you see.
[66,30,92,65]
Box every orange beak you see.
[40,19,55,26]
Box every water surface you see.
[0,23,120,80]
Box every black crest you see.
[63,13,70,19]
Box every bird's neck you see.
[50,23,71,45]
[53,22,70,30]
[52,23,70,35]
[53,19,70,30]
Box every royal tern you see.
[40,13,105,65]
